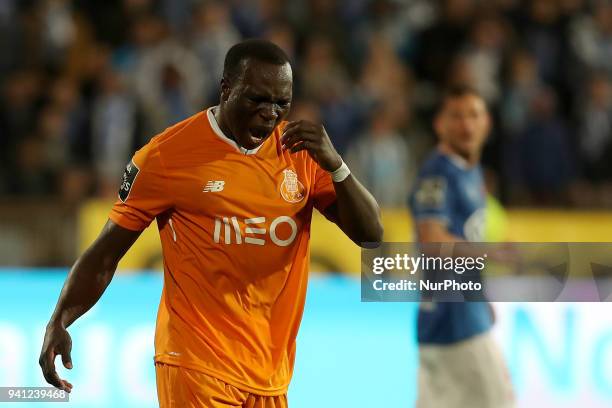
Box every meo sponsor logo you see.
[214,215,298,247]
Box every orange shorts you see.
[155,363,288,408]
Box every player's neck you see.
[212,106,239,145]
[438,143,479,168]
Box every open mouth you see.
[249,127,273,143]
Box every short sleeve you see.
[410,174,451,225]
[108,142,173,231]
[312,163,337,212]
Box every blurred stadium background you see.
[0,0,611,407]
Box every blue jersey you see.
[409,149,492,344]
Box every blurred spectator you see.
[460,14,511,104]
[577,73,612,182]
[350,0,435,64]
[358,33,413,108]
[446,55,478,94]
[501,50,544,136]
[191,1,241,104]
[288,98,322,124]
[73,0,131,47]
[505,87,575,205]
[91,68,139,196]
[293,0,351,67]
[0,71,43,163]
[49,77,90,163]
[522,0,568,85]
[0,0,609,211]
[414,0,476,84]
[127,15,205,135]
[571,0,612,77]
[58,165,94,206]
[9,137,56,196]
[40,0,77,69]
[263,21,297,63]
[299,34,359,154]
[3,0,612,267]
[159,0,199,36]
[38,103,71,172]
[0,0,21,73]
[346,103,415,207]
[230,0,286,38]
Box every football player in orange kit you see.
[39,39,383,407]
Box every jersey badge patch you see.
[119,159,140,203]
[415,177,446,208]
[280,169,305,203]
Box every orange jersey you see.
[109,107,336,395]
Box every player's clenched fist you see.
[281,120,342,172]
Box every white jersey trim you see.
[207,106,263,155]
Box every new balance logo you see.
[203,180,225,192]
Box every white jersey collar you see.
[437,146,472,170]
[207,106,263,155]
[446,153,470,170]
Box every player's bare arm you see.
[39,220,141,392]
[281,120,383,246]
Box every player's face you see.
[435,94,490,160]
[221,60,292,150]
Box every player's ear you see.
[220,77,231,103]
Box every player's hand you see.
[281,120,342,172]
[39,323,74,393]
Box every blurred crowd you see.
[0,0,611,208]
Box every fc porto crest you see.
[279,169,305,203]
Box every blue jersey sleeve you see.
[410,170,453,225]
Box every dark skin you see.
[216,59,382,243]
[39,221,140,392]
[40,57,383,392]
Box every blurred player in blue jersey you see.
[410,86,515,407]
